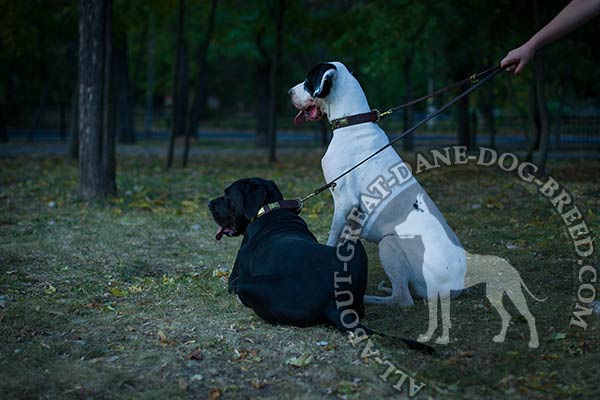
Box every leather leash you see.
[330,64,503,130]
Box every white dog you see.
[289,61,463,306]
[395,194,543,348]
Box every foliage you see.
[2,0,599,120]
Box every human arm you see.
[501,0,600,74]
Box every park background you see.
[1,1,599,399]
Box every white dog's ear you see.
[313,69,336,98]
[305,63,337,98]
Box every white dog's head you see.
[288,61,370,125]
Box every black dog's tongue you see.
[215,226,235,241]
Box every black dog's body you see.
[209,178,432,353]
[229,208,367,329]
[209,178,367,330]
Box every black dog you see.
[209,178,431,353]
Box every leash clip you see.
[373,109,381,122]
[293,197,304,213]
[373,109,393,122]
[469,73,479,83]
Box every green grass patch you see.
[1,151,599,399]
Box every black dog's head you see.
[208,178,284,240]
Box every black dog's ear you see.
[263,179,283,200]
[240,184,267,220]
[304,63,337,98]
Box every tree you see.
[0,106,7,143]
[113,33,136,144]
[78,0,116,198]
[531,0,550,171]
[68,84,79,159]
[183,0,218,167]
[166,0,188,169]
[267,0,287,163]
[144,12,155,138]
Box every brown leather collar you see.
[330,110,381,130]
[255,199,303,219]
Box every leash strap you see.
[329,65,502,131]
[304,65,504,201]
[385,64,500,114]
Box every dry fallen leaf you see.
[232,348,248,362]
[158,330,172,346]
[109,287,126,297]
[286,353,312,368]
[444,351,475,364]
[178,378,188,391]
[251,379,267,389]
[44,285,57,295]
[187,347,203,361]
[208,388,222,399]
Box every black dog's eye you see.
[413,201,418,210]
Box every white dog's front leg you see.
[326,198,358,247]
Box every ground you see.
[0,148,599,399]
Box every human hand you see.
[500,41,537,75]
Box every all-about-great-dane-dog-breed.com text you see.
[289,61,545,347]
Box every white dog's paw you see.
[493,334,505,343]
[435,336,449,345]
[528,339,539,349]
[417,333,432,343]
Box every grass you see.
[0,148,599,399]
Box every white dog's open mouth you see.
[294,104,324,125]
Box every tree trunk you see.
[167,0,188,169]
[113,35,136,144]
[255,61,270,147]
[68,84,79,159]
[319,119,329,147]
[0,106,7,142]
[481,86,496,149]
[78,0,116,198]
[402,57,414,151]
[144,12,155,138]
[456,94,471,149]
[525,88,540,162]
[255,27,270,148]
[532,0,549,171]
[30,79,48,142]
[59,103,67,141]
[183,0,217,167]
[533,53,549,171]
[267,0,285,163]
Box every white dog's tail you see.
[521,281,547,302]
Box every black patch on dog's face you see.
[304,63,336,98]
[208,178,284,237]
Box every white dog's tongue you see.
[294,109,306,126]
